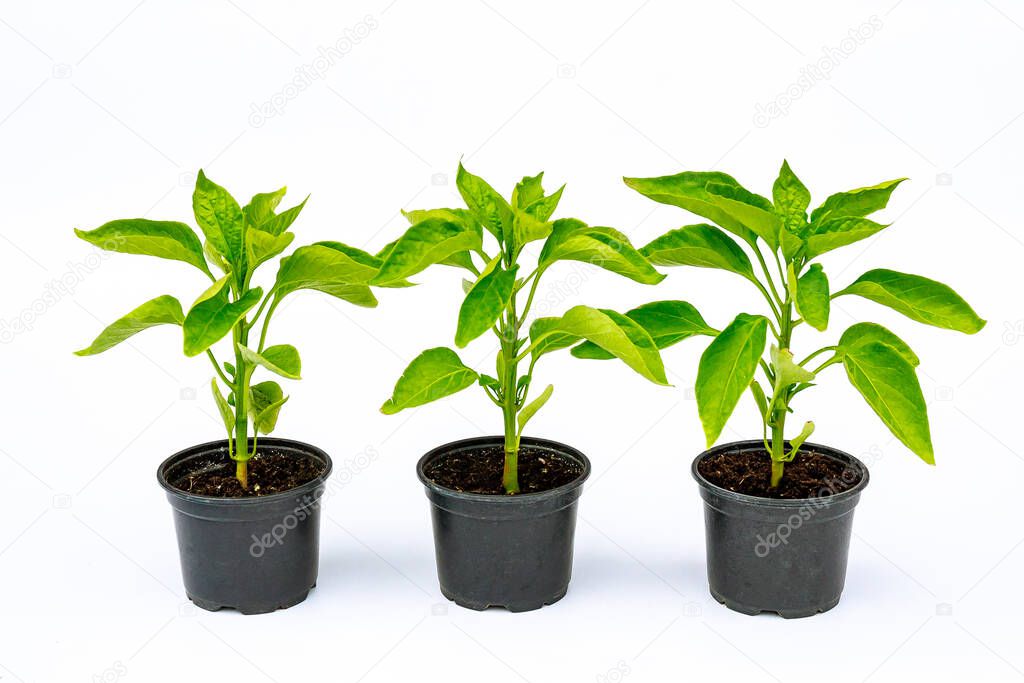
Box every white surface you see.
[0,1,1021,681]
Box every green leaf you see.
[805,217,889,259]
[192,170,244,265]
[239,344,301,380]
[623,172,759,245]
[439,251,478,274]
[257,197,307,236]
[316,240,386,270]
[788,421,815,456]
[246,228,294,271]
[640,223,755,282]
[780,230,805,261]
[242,187,286,228]
[835,269,986,334]
[750,380,769,420]
[211,379,234,435]
[810,178,906,224]
[313,240,414,288]
[572,300,715,359]
[478,374,501,391]
[380,347,478,414]
[539,218,664,284]
[205,240,230,273]
[75,219,212,277]
[704,182,782,248]
[249,380,288,434]
[394,209,482,277]
[402,207,477,229]
[456,162,513,241]
[795,263,830,331]
[837,322,920,367]
[455,257,518,348]
[528,317,581,361]
[524,185,564,222]
[274,243,379,307]
[75,295,184,355]
[182,276,262,357]
[842,341,933,463]
[772,160,810,233]
[517,384,554,434]
[512,173,545,209]
[529,305,668,384]
[771,345,815,388]
[626,300,717,345]
[372,217,482,285]
[509,171,566,226]
[512,209,553,248]
[696,313,769,446]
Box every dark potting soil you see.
[168,449,325,498]
[424,445,582,495]
[698,447,862,500]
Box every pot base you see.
[188,586,314,615]
[710,588,841,619]
[440,585,569,613]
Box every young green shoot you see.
[600,162,985,487]
[76,171,389,488]
[379,164,678,494]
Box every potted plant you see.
[378,163,674,611]
[75,170,389,613]
[593,162,984,617]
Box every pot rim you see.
[416,434,592,503]
[691,439,869,509]
[157,436,333,506]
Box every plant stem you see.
[772,249,787,286]
[768,263,795,488]
[206,350,231,386]
[257,296,280,353]
[517,269,544,327]
[770,418,785,488]
[500,313,521,494]
[752,279,782,321]
[800,345,837,367]
[232,318,252,489]
[752,245,784,308]
[811,355,842,375]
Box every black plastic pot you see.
[157,437,333,615]
[417,436,591,612]
[692,440,869,619]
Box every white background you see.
[0,1,1021,681]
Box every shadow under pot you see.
[417,436,591,612]
[157,437,333,615]
[692,440,869,619]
